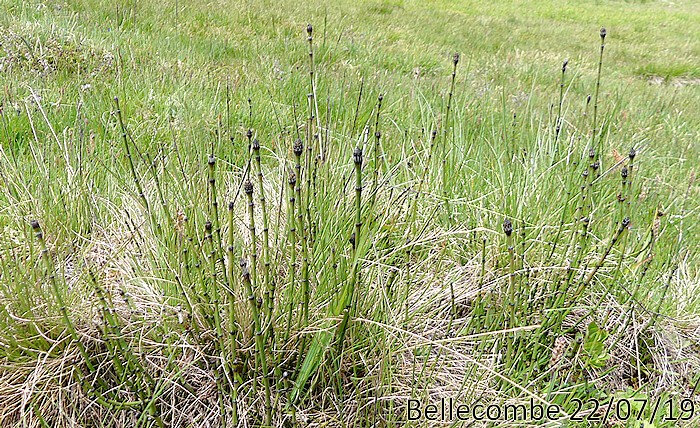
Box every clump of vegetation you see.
[0,3,698,427]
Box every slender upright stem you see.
[285,171,298,343]
[554,59,568,157]
[293,140,310,327]
[240,258,272,427]
[371,94,383,205]
[114,97,154,227]
[336,147,363,355]
[253,140,272,323]
[226,202,239,426]
[442,54,459,220]
[592,28,606,171]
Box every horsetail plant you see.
[442,53,459,220]
[293,139,311,328]
[240,257,272,426]
[243,181,273,425]
[31,220,94,372]
[335,147,363,357]
[243,180,260,296]
[207,153,226,282]
[252,139,272,323]
[371,93,383,206]
[306,23,322,154]
[503,218,515,326]
[554,59,568,151]
[114,97,156,230]
[592,27,606,172]
[226,200,240,426]
[205,220,228,424]
[285,170,298,343]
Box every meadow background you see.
[0,0,698,426]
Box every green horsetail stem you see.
[554,59,568,155]
[580,217,630,290]
[114,97,147,210]
[28,221,153,418]
[205,221,224,340]
[335,147,363,356]
[208,154,227,285]
[227,202,237,329]
[442,53,459,220]
[408,129,437,229]
[592,28,606,173]
[305,93,315,243]
[240,257,272,427]
[226,201,239,426]
[87,270,164,426]
[285,170,298,343]
[205,220,228,425]
[113,97,158,233]
[293,139,310,328]
[503,219,515,327]
[30,220,94,372]
[244,181,259,295]
[563,217,632,337]
[307,24,321,146]
[371,93,383,206]
[252,139,272,324]
[471,236,487,330]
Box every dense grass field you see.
[1,0,698,426]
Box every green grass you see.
[0,0,698,426]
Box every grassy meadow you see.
[0,0,699,426]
